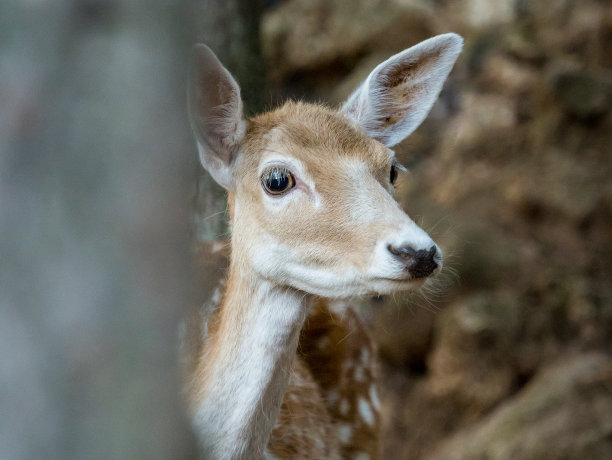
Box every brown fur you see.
[268,300,382,459]
[298,299,381,459]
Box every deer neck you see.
[194,253,309,459]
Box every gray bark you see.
[1,1,199,458]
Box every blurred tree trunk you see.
[192,0,268,241]
[0,1,198,458]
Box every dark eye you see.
[261,167,295,196]
[390,164,398,185]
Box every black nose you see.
[388,244,439,279]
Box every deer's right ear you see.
[188,45,246,190]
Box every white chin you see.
[364,278,426,296]
[289,276,425,298]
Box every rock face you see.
[426,353,612,460]
[262,0,435,80]
[258,0,612,458]
[427,294,520,417]
[550,68,612,119]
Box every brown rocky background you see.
[198,0,612,458]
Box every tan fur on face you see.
[229,102,405,291]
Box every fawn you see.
[183,33,462,459]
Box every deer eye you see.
[390,164,398,185]
[261,167,295,196]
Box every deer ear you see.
[188,44,246,190]
[341,33,463,147]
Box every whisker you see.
[200,210,228,221]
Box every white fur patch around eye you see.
[258,153,321,208]
[342,159,395,223]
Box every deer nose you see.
[387,244,440,279]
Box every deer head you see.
[188,34,462,298]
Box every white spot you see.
[339,398,350,416]
[211,241,225,253]
[327,389,339,405]
[317,335,331,350]
[211,286,222,306]
[369,384,381,411]
[328,298,351,315]
[264,448,281,460]
[201,317,209,341]
[361,347,370,365]
[314,437,325,451]
[354,453,370,460]
[354,365,365,382]
[337,423,353,445]
[358,398,375,427]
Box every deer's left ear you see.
[341,33,463,147]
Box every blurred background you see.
[2,0,611,459]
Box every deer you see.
[183,33,463,460]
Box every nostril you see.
[387,244,417,260]
[415,246,437,262]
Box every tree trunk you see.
[0,1,199,458]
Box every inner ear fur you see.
[188,44,246,190]
[341,33,463,147]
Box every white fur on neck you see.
[193,275,307,459]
